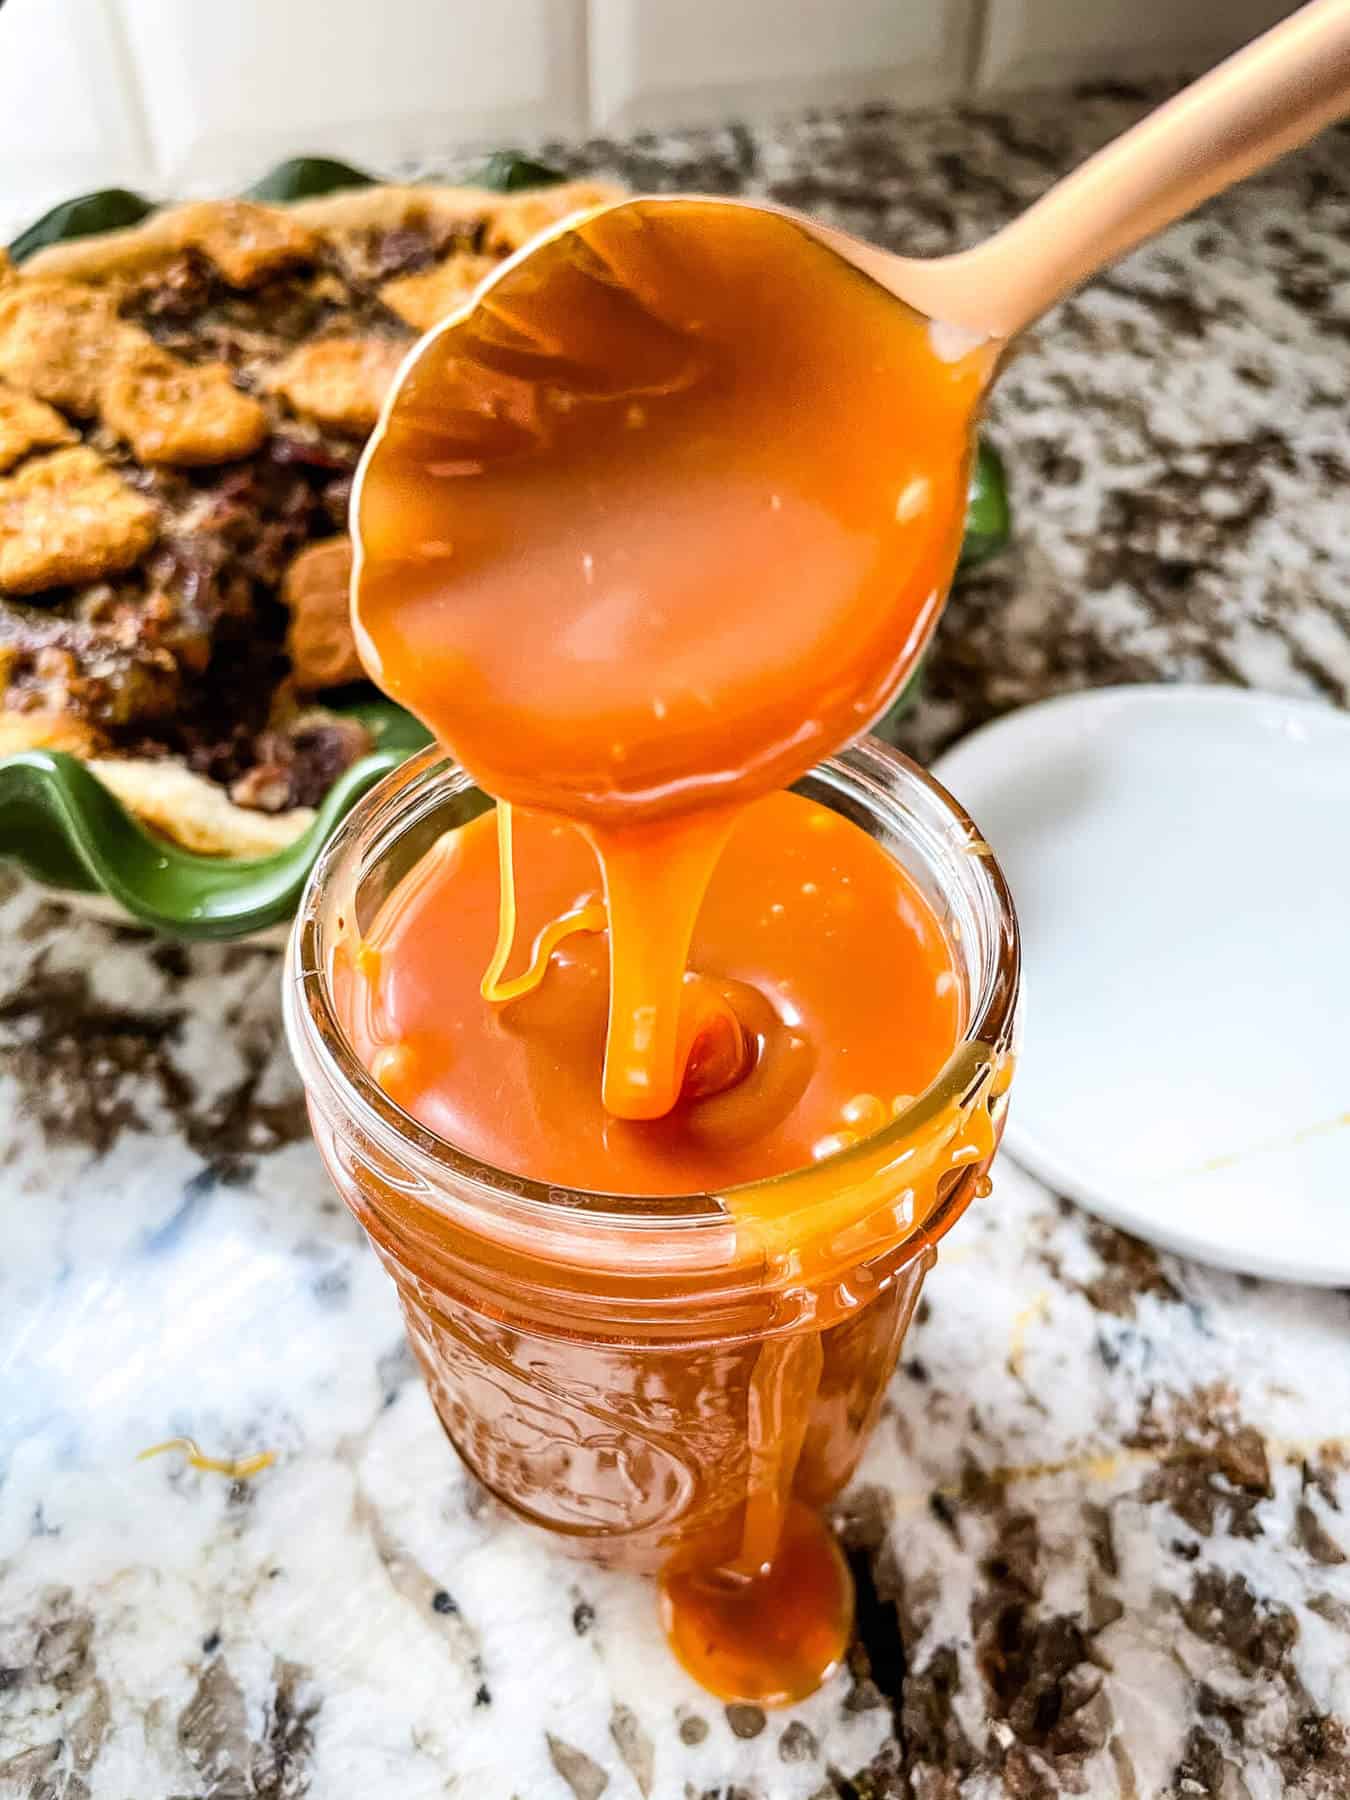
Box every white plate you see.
[933,685,1350,1286]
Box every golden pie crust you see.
[0,382,77,472]
[103,344,270,465]
[0,280,138,416]
[379,251,498,331]
[0,447,159,594]
[266,334,407,435]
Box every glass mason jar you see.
[284,739,1019,1578]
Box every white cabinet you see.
[0,0,1308,240]
[977,0,1298,93]
[588,0,975,131]
[0,0,151,225]
[114,0,588,193]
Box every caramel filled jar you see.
[285,738,1018,1595]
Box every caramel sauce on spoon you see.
[354,198,984,1119]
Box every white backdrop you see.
[1,0,1298,232]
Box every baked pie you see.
[0,178,615,856]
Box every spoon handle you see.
[951,0,1350,339]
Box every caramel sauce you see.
[351,794,959,1195]
[137,1437,275,1479]
[354,198,982,1119]
[660,1499,853,1706]
[349,196,990,1702]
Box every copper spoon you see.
[812,0,1350,347]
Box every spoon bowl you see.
[353,195,987,827]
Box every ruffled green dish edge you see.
[1,156,1011,938]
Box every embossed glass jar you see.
[284,740,1019,1574]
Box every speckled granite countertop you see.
[3,90,1350,1800]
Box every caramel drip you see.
[733,1043,1011,1284]
[481,801,607,1004]
[482,801,752,1112]
[354,199,982,1123]
[736,1331,825,1576]
[585,810,740,1120]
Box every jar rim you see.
[284,736,1019,1247]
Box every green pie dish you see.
[0,163,1011,939]
[0,702,430,939]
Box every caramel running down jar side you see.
[284,739,1019,1575]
